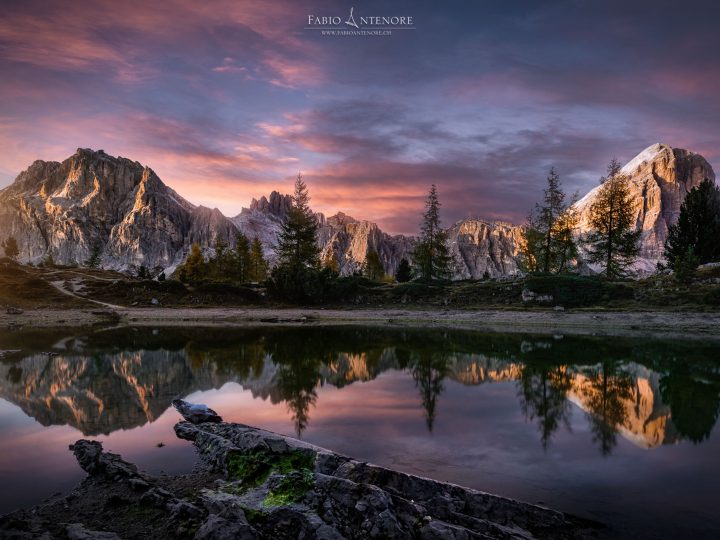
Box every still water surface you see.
[0,326,719,538]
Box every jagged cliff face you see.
[0,144,714,277]
[318,213,415,276]
[574,143,715,272]
[447,220,524,278]
[0,148,237,271]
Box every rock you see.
[140,487,172,508]
[194,515,258,540]
[174,420,598,539]
[318,216,415,277]
[0,148,237,272]
[1,144,713,279]
[522,288,553,304]
[1,424,600,540]
[172,399,222,424]
[66,523,121,540]
[150,298,159,305]
[553,306,565,312]
[71,440,139,479]
[574,143,715,274]
[167,500,203,520]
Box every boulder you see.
[172,399,222,424]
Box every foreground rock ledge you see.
[0,422,602,539]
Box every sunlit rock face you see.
[1,144,714,277]
[319,213,415,276]
[230,191,292,264]
[567,363,676,449]
[447,220,524,279]
[0,148,237,271]
[574,143,715,272]
[0,351,196,435]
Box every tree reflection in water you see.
[1,326,719,452]
[518,361,573,450]
[580,360,634,456]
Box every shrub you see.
[523,275,634,307]
[266,265,336,304]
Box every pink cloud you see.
[212,57,248,74]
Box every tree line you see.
[2,161,718,285]
[520,159,720,281]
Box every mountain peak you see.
[621,143,672,175]
[326,212,359,228]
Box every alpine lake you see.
[0,325,718,539]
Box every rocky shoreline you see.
[2,306,720,340]
[0,411,602,540]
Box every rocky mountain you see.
[574,143,715,273]
[0,143,714,277]
[447,220,524,278]
[318,212,415,276]
[0,148,237,271]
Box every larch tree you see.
[248,236,268,282]
[412,184,452,280]
[234,232,251,282]
[521,168,578,273]
[177,243,205,282]
[213,235,230,279]
[2,236,20,260]
[363,249,385,281]
[583,159,640,278]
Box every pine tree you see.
[177,243,205,283]
[248,236,268,282]
[233,232,251,282]
[2,236,19,260]
[583,159,640,278]
[210,234,228,281]
[276,173,320,270]
[363,249,385,281]
[664,178,720,275]
[85,242,102,268]
[521,169,578,273]
[412,185,453,280]
[395,258,412,282]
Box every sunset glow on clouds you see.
[0,0,718,234]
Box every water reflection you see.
[518,362,573,450]
[1,327,719,454]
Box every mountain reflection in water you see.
[1,326,718,454]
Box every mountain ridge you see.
[0,143,715,277]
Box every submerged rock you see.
[172,399,223,424]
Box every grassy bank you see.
[2,258,719,311]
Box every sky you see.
[0,0,718,235]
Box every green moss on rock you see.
[263,469,315,507]
[225,447,316,489]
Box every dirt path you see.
[48,280,124,310]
